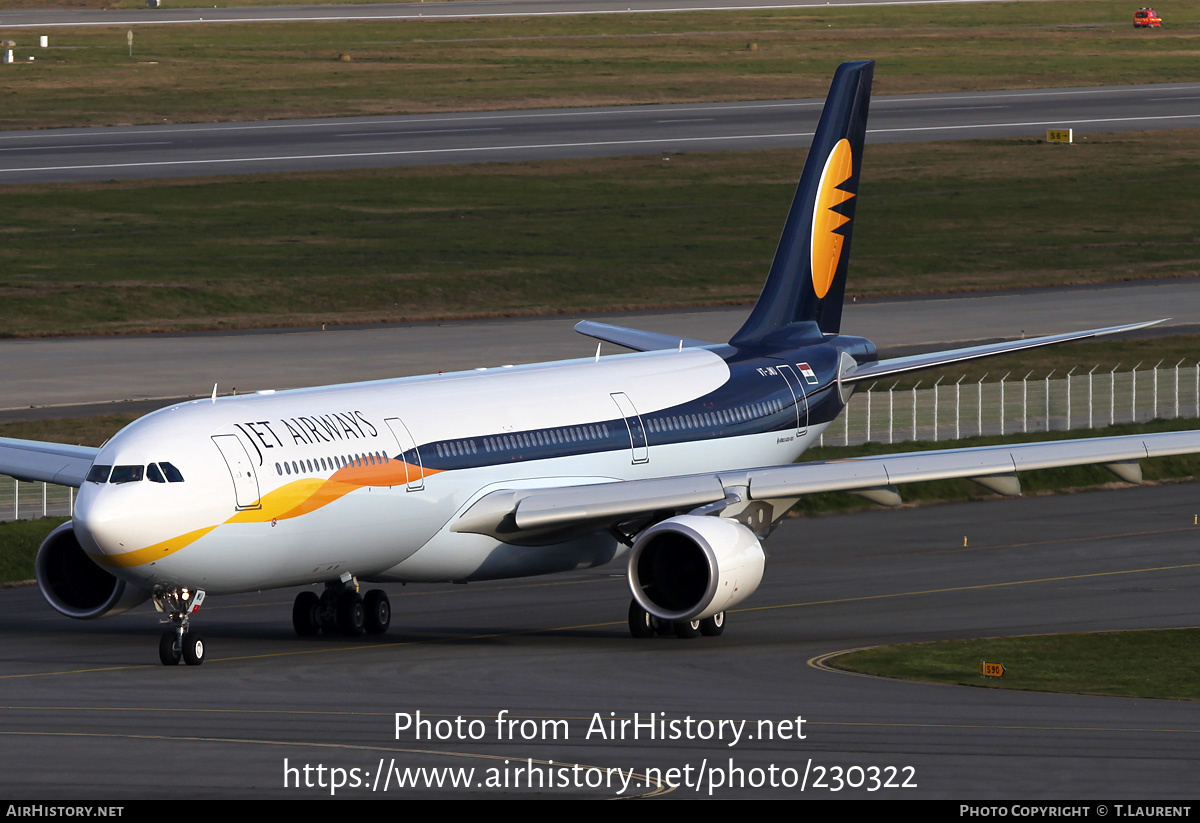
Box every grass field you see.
[7,0,463,7]
[1,2,1197,128]
[0,517,67,583]
[2,130,1198,336]
[830,629,1200,700]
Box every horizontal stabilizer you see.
[842,320,1165,384]
[574,320,714,352]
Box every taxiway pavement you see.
[1,483,1196,798]
[0,277,1194,416]
[0,0,1064,28]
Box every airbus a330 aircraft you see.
[9,61,1199,666]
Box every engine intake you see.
[35,521,150,619]
[628,515,765,622]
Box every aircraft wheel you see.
[336,590,366,636]
[364,589,391,635]
[674,619,702,639]
[158,631,181,666]
[292,590,321,637]
[700,612,726,637]
[182,633,205,666]
[628,600,655,639]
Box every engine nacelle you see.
[35,521,151,619]
[628,515,765,623]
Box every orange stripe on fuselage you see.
[90,460,442,568]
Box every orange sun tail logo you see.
[809,138,856,299]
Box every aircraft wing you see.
[453,429,1200,537]
[843,320,1164,384]
[0,437,98,487]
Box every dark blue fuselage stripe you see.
[407,350,848,473]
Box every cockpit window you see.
[109,465,144,484]
[159,462,185,483]
[86,465,112,484]
[147,463,166,483]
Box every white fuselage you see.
[73,346,824,595]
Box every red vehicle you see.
[1134,8,1162,27]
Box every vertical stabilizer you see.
[730,60,873,347]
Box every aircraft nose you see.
[73,487,131,558]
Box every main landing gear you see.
[292,577,391,637]
[627,599,725,640]
[154,586,207,666]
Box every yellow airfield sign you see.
[979,661,1006,678]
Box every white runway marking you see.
[3,112,1199,176]
[0,0,1062,29]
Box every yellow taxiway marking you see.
[740,560,1200,615]
[806,627,1200,700]
[0,575,616,626]
[5,559,1199,679]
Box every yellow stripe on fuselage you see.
[88,460,440,569]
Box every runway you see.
[4,83,1200,184]
[0,0,1059,28]
[1,482,1196,798]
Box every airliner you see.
[8,61,1199,666]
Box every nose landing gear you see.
[154,587,206,666]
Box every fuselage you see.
[72,334,871,596]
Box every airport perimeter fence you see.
[1,363,1198,522]
[0,481,73,522]
[820,361,1200,448]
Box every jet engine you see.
[35,521,151,619]
[628,515,765,623]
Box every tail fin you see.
[730,60,873,348]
